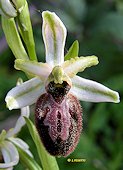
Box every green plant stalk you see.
[1,16,28,60]
[17,0,37,61]
[25,117,59,170]
[12,0,26,12]
[17,146,42,170]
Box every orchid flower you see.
[4,10,120,157]
[0,106,33,169]
[5,11,120,111]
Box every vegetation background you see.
[0,0,123,169]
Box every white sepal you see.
[5,77,45,110]
[71,75,120,103]
[42,11,67,67]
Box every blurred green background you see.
[0,0,123,169]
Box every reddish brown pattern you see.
[35,92,82,157]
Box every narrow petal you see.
[15,59,52,80]
[9,138,33,158]
[6,106,30,137]
[5,77,45,110]
[42,11,67,67]
[0,141,19,168]
[13,106,30,132]
[65,40,79,60]
[62,56,99,78]
[9,138,29,149]
[71,75,120,103]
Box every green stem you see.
[17,0,37,61]
[17,146,42,170]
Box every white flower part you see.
[6,106,30,138]
[15,59,52,81]
[42,11,67,67]
[0,141,19,168]
[5,77,45,110]
[0,79,33,169]
[21,106,30,117]
[9,138,33,158]
[0,109,33,169]
[71,75,120,103]
[0,0,17,18]
[1,147,13,170]
[4,10,120,111]
[9,138,29,149]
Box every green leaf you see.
[24,117,59,170]
[17,146,42,170]
[1,16,29,60]
[65,40,79,60]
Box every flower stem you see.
[17,146,42,170]
[17,0,37,61]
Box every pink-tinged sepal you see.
[35,93,82,157]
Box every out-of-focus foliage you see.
[0,0,123,169]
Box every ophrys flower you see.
[5,11,120,157]
[0,106,32,169]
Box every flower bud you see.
[0,0,26,18]
[0,0,17,18]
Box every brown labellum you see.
[35,81,82,157]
